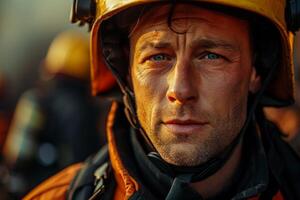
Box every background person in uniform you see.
[3,30,115,198]
[264,34,300,156]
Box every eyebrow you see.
[138,41,172,51]
[191,38,239,51]
[137,38,239,52]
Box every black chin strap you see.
[147,117,245,183]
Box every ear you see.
[249,67,261,93]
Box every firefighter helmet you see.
[44,30,90,81]
[71,0,300,105]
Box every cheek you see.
[132,67,167,132]
[201,70,249,121]
[132,78,151,129]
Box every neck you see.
[191,141,243,199]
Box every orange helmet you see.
[44,30,91,81]
[71,0,300,105]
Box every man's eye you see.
[150,54,170,61]
[204,53,221,60]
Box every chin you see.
[158,142,210,166]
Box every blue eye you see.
[205,53,220,60]
[150,54,169,61]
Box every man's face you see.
[130,4,260,166]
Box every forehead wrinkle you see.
[171,17,211,25]
[135,4,218,31]
[135,31,174,52]
[190,38,240,52]
[137,15,213,33]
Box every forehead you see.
[130,4,249,41]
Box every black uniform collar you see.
[230,124,269,199]
[110,104,269,199]
[129,121,269,199]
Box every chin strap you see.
[122,86,157,151]
[147,117,245,183]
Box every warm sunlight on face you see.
[130,4,260,166]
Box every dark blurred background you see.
[0,0,86,107]
[0,1,101,199]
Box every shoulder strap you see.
[67,145,112,200]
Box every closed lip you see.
[163,119,209,134]
[163,119,208,125]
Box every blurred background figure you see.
[264,34,300,156]
[3,31,110,198]
[265,104,300,155]
[0,1,117,199]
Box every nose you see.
[166,60,197,104]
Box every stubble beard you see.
[136,96,247,167]
[146,114,244,167]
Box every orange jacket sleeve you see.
[23,163,82,200]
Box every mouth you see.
[163,119,209,135]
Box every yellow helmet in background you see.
[71,0,300,105]
[44,30,90,81]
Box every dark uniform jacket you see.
[24,102,300,200]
